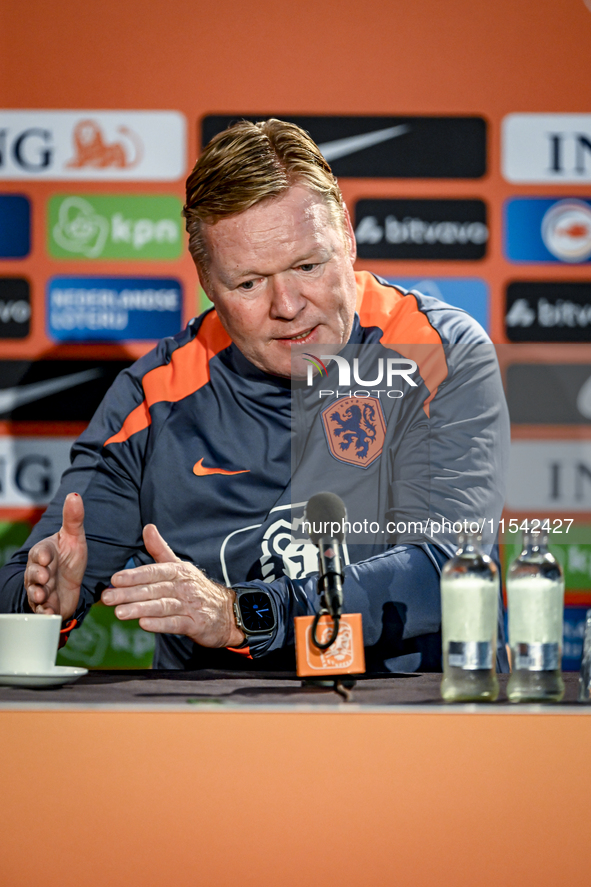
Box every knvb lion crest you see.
[318,620,355,670]
[321,396,386,468]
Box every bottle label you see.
[514,642,559,671]
[448,641,493,670]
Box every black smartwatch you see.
[232,587,277,645]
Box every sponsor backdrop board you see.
[0,111,186,181]
[48,195,184,260]
[0,194,30,257]
[0,278,31,338]
[505,281,591,342]
[0,359,134,420]
[2,0,591,675]
[504,198,591,264]
[355,198,488,261]
[47,277,182,342]
[502,114,591,184]
[0,519,32,567]
[386,277,489,331]
[506,440,591,512]
[507,363,591,424]
[202,115,488,178]
[505,535,591,594]
[56,602,155,669]
[0,436,75,507]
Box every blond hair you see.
[183,119,345,274]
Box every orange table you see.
[1,674,591,887]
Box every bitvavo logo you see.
[303,353,418,398]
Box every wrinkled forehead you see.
[204,186,344,256]
[234,185,337,229]
[193,185,349,286]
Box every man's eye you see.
[239,280,255,290]
[298,264,316,272]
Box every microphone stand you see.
[302,537,356,700]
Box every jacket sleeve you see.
[387,340,510,556]
[238,337,510,672]
[0,346,169,619]
[240,540,508,673]
[243,542,440,645]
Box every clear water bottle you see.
[440,529,499,702]
[506,530,564,703]
[578,609,591,703]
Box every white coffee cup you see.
[0,614,62,674]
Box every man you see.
[0,119,509,671]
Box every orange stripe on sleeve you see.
[226,645,253,658]
[105,312,232,446]
[356,272,448,417]
[105,400,151,446]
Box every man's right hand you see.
[24,492,87,620]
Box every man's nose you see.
[269,274,307,320]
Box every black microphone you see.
[305,492,347,618]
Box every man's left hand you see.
[102,524,245,648]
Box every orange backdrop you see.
[1,0,591,360]
[2,2,591,884]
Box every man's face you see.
[199,185,358,378]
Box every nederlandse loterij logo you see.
[48,195,183,259]
[0,111,185,180]
[47,277,183,342]
[505,198,591,264]
[541,200,591,263]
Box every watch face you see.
[238,592,275,633]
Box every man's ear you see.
[343,204,357,264]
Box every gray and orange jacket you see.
[0,273,510,672]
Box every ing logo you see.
[66,119,143,170]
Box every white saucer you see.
[0,666,88,688]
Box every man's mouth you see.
[275,327,317,343]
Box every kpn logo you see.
[48,195,183,259]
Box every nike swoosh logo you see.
[193,458,250,477]
[318,124,410,162]
[0,368,104,414]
